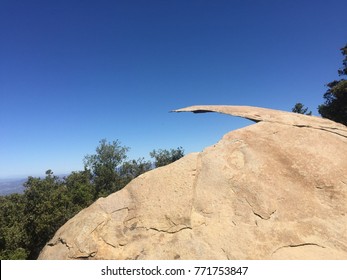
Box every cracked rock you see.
[39,105,347,260]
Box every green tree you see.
[21,169,96,259]
[0,141,186,259]
[83,139,129,198]
[292,103,312,115]
[318,44,347,126]
[338,44,347,76]
[0,194,29,259]
[0,170,95,260]
[23,170,71,259]
[119,158,152,183]
[150,147,185,168]
[64,170,95,212]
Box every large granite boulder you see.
[39,105,347,260]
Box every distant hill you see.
[0,174,71,196]
[0,178,26,195]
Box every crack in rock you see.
[221,248,231,260]
[74,248,98,259]
[91,220,107,234]
[293,125,347,139]
[245,198,276,220]
[48,238,98,259]
[47,238,71,250]
[100,236,118,249]
[141,225,192,234]
[165,215,178,226]
[111,207,131,214]
[315,185,334,190]
[73,251,97,259]
[272,243,326,255]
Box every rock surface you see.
[39,105,347,260]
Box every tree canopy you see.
[0,140,184,259]
[292,103,312,115]
[83,139,129,198]
[318,44,347,126]
[150,147,185,168]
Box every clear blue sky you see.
[1,0,346,178]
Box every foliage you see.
[64,170,95,208]
[0,194,28,259]
[318,44,347,126]
[0,140,184,259]
[0,170,96,259]
[338,44,347,76]
[318,79,347,125]
[292,103,312,115]
[119,158,152,183]
[84,139,129,198]
[23,170,95,259]
[150,147,185,168]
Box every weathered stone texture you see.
[39,106,347,259]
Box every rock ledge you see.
[39,106,347,260]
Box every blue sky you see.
[1,0,346,178]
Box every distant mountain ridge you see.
[0,174,72,196]
[0,178,26,195]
